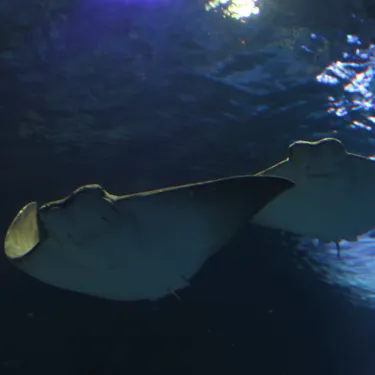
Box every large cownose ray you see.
[251,137,375,254]
[4,175,293,301]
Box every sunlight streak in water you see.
[297,232,375,308]
[205,0,260,20]
[317,37,375,131]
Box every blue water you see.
[2,0,375,374]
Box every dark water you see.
[2,0,375,374]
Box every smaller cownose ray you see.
[4,175,293,301]
[251,137,375,256]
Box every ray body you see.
[252,137,375,244]
[5,175,293,301]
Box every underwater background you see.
[2,0,375,374]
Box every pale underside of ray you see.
[251,137,375,245]
[4,175,293,301]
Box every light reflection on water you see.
[317,37,375,131]
[297,232,375,308]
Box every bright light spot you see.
[347,34,361,45]
[350,120,372,131]
[205,0,260,20]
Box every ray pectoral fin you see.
[255,159,293,180]
[240,175,295,214]
[179,175,295,214]
[5,202,40,260]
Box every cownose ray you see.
[4,175,293,301]
[251,137,375,257]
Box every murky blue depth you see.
[2,1,375,374]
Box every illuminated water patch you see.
[297,232,375,308]
[205,0,260,20]
[316,37,375,131]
